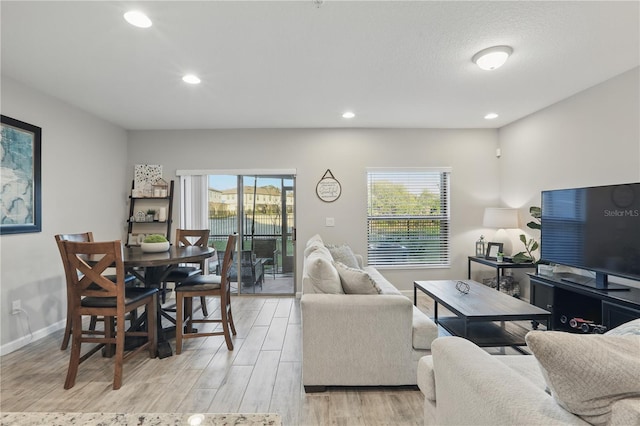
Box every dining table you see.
[122,245,215,358]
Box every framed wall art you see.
[1,115,42,234]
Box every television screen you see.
[541,183,640,283]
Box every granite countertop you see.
[0,412,281,426]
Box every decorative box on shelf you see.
[153,178,169,197]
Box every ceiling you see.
[1,1,639,130]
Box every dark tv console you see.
[528,272,640,332]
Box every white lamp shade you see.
[483,208,519,229]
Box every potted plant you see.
[146,209,156,222]
[512,206,541,263]
[141,234,170,253]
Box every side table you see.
[468,256,536,292]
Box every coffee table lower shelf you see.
[436,317,531,348]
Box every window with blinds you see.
[367,168,451,268]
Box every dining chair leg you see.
[228,307,237,336]
[227,293,237,335]
[61,316,72,350]
[112,314,125,390]
[64,317,82,389]
[147,297,157,358]
[103,317,115,358]
[175,292,184,355]
[221,305,234,350]
[185,297,194,334]
[201,296,208,316]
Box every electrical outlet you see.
[12,300,21,314]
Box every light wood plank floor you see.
[1,295,427,425]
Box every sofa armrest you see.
[301,293,415,386]
[431,337,589,426]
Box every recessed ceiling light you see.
[182,74,201,85]
[124,11,152,28]
[484,113,499,120]
[342,111,355,119]
[472,46,513,71]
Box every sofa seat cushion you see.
[526,331,640,426]
[306,251,343,294]
[333,261,380,294]
[412,306,438,350]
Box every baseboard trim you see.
[0,319,65,356]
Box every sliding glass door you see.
[208,173,295,295]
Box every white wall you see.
[127,128,500,293]
[498,67,640,294]
[0,77,129,352]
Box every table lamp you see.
[483,208,519,229]
[483,208,519,258]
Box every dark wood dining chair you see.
[175,234,237,353]
[55,232,137,350]
[62,239,157,390]
[161,229,211,315]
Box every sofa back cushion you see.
[605,318,640,336]
[326,244,360,269]
[526,330,640,425]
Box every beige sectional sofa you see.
[418,323,640,425]
[301,234,438,392]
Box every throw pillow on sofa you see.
[333,261,381,294]
[326,244,360,269]
[306,251,343,294]
[525,330,640,426]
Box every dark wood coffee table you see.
[414,280,551,351]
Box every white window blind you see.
[367,168,451,268]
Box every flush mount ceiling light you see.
[124,10,152,28]
[472,45,513,70]
[182,74,201,85]
[342,111,355,119]
[484,113,499,120]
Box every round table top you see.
[123,245,214,268]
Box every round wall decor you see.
[316,169,341,202]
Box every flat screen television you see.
[540,182,640,290]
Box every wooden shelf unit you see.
[126,180,174,247]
